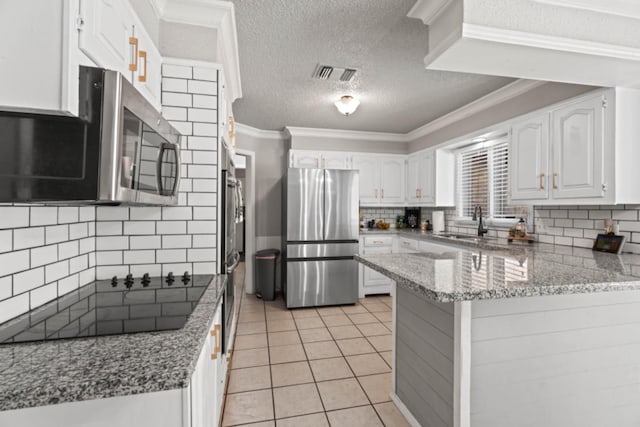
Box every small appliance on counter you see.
[405,208,421,228]
[432,211,445,234]
[508,217,535,243]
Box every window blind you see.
[457,135,526,220]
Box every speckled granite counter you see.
[356,237,640,302]
[0,274,226,411]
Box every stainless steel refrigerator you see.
[283,168,359,308]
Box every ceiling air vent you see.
[312,64,358,82]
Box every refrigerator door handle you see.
[227,250,241,274]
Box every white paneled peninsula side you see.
[356,234,640,427]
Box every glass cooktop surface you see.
[0,274,212,345]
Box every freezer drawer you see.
[286,259,358,308]
[287,242,358,259]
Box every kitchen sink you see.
[437,233,497,242]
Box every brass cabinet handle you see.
[129,37,138,71]
[539,173,545,190]
[210,324,222,360]
[418,188,422,198]
[138,50,147,82]
[553,173,558,189]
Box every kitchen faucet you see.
[472,205,488,237]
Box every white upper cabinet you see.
[380,157,405,204]
[551,95,604,200]
[353,154,405,206]
[353,156,380,204]
[0,0,162,116]
[510,114,550,201]
[509,88,640,205]
[79,0,134,78]
[406,149,454,207]
[289,150,352,170]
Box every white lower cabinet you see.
[190,303,225,427]
[359,236,394,297]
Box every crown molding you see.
[157,0,242,102]
[284,126,407,143]
[532,0,640,20]
[238,78,547,144]
[236,123,287,140]
[407,79,546,141]
[407,0,455,25]
[462,23,640,62]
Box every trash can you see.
[255,249,280,301]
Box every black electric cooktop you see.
[0,274,212,345]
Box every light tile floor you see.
[222,288,411,427]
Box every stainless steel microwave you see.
[0,66,181,205]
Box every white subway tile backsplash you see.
[192,179,217,193]
[58,274,79,295]
[0,293,29,324]
[69,223,89,240]
[589,210,612,219]
[564,228,583,238]
[129,264,162,278]
[96,221,123,236]
[46,225,69,245]
[0,230,12,253]
[30,245,58,269]
[59,207,79,223]
[619,221,640,232]
[156,221,187,235]
[162,106,187,121]
[30,207,58,226]
[188,221,215,234]
[191,151,218,165]
[13,227,44,250]
[162,235,191,248]
[162,64,192,79]
[156,249,187,263]
[45,260,69,283]
[169,121,193,136]
[69,255,89,274]
[123,250,156,265]
[161,263,192,277]
[0,207,29,229]
[188,193,217,206]
[612,210,638,221]
[192,67,217,81]
[188,108,216,123]
[0,250,30,277]
[163,92,192,107]
[96,265,129,280]
[573,219,594,229]
[188,136,217,151]
[13,267,45,295]
[193,262,216,275]
[0,276,12,301]
[568,210,588,219]
[96,251,123,266]
[193,94,217,109]
[188,80,217,95]
[130,235,161,250]
[78,267,95,284]
[193,122,217,137]
[97,207,129,221]
[123,221,156,235]
[193,207,216,220]
[162,77,187,92]
[162,207,193,221]
[187,248,214,262]
[96,236,129,251]
[79,207,96,222]
[188,164,216,179]
[129,208,162,221]
[59,241,80,260]
[79,237,95,255]
[192,234,216,248]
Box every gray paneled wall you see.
[395,286,454,427]
[470,291,640,427]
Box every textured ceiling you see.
[229,0,515,133]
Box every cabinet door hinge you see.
[76,15,85,31]
[602,97,608,109]
[602,183,608,192]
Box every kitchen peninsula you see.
[357,234,640,427]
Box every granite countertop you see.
[356,235,640,303]
[0,274,226,412]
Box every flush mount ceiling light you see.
[334,95,360,116]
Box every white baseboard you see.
[390,392,422,427]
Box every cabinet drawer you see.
[363,246,392,255]
[397,238,418,251]
[364,235,393,247]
